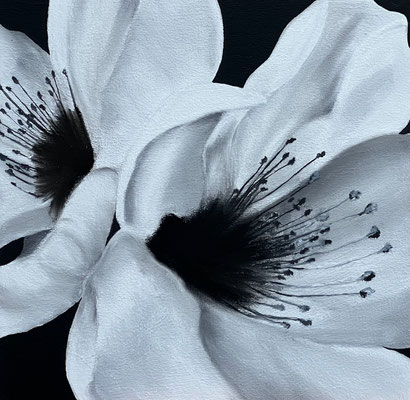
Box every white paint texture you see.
[67,0,410,399]
[0,0,262,339]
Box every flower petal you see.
[0,168,117,337]
[0,167,52,250]
[47,0,139,131]
[116,85,266,231]
[0,24,52,97]
[0,24,67,152]
[207,0,410,198]
[0,26,66,252]
[201,305,410,400]
[256,135,410,349]
[119,116,218,239]
[66,230,241,400]
[95,0,224,166]
[0,143,53,249]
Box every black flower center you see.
[148,138,389,328]
[0,70,94,215]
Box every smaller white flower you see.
[0,0,263,338]
[66,0,410,399]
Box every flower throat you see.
[147,138,389,329]
[0,70,94,215]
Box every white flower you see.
[0,0,264,338]
[66,0,410,399]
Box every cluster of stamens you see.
[148,138,389,329]
[0,70,94,214]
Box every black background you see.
[0,0,409,398]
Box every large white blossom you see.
[66,0,410,399]
[0,0,263,337]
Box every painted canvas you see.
[0,0,410,399]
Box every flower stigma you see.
[147,138,388,329]
[0,70,94,215]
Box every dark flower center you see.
[148,138,389,328]
[0,70,94,215]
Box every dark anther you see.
[359,287,375,298]
[349,190,361,200]
[361,271,376,282]
[360,203,378,216]
[380,243,393,253]
[367,226,381,239]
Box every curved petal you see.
[201,305,410,400]
[66,230,241,400]
[0,24,68,157]
[20,230,50,257]
[116,85,266,230]
[207,0,410,198]
[249,135,410,349]
[0,24,52,98]
[119,115,218,238]
[97,83,265,169]
[0,168,117,338]
[95,0,224,165]
[244,0,328,95]
[47,0,139,132]
[0,161,53,250]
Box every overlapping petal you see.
[205,0,410,199]
[266,135,410,348]
[0,169,52,251]
[47,0,140,133]
[117,85,266,230]
[0,24,54,101]
[0,26,57,249]
[96,0,225,166]
[0,24,68,146]
[120,116,219,238]
[0,168,117,338]
[66,231,241,400]
[201,305,410,400]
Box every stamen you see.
[0,71,95,214]
[147,138,388,328]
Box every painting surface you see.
[0,0,409,398]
